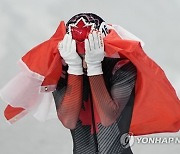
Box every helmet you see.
[66,13,109,54]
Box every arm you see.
[89,74,119,126]
[55,34,84,129]
[89,61,137,126]
[85,31,117,126]
[57,74,83,129]
[85,31,136,126]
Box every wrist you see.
[68,64,83,75]
[87,63,103,76]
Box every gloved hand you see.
[85,31,105,76]
[58,34,83,75]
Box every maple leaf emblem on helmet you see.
[69,17,95,42]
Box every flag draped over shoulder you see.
[0,21,180,136]
[104,31,180,135]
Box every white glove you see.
[58,34,83,75]
[85,31,105,76]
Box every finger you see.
[71,39,76,53]
[66,34,72,52]
[92,31,100,49]
[62,34,68,50]
[58,41,63,50]
[98,32,104,49]
[58,41,64,57]
[88,33,94,50]
[85,39,90,53]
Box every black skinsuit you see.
[53,57,137,154]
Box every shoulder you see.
[112,59,130,75]
[111,59,137,85]
[102,57,136,77]
[112,59,136,75]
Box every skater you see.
[53,13,136,153]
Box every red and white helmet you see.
[66,13,109,54]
